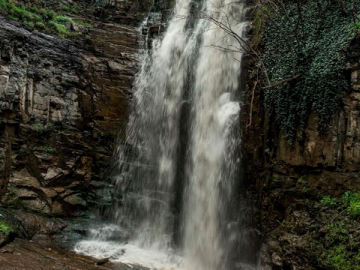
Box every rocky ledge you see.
[0,0,151,217]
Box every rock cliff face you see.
[243,33,360,269]
[0,0,155,217]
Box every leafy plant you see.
[342,192,360,217]
[49,20,69,36]
[61,4,70,12]
[0,220,13,236]
[30,123,44,133]
[298,178,307,184]
[53,15,73,23]
[321,244,360,270]
[74,20,93,28]
[302,187,309,193]
[354,22,360,32]
[321,195,337,207]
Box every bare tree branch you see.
[261,74,300,90]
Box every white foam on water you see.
[74,240,183,270]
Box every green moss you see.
[0,220,13,236]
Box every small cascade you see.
[74,0,256,269]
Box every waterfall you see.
[75,0,252,269]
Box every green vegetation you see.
[297,178,307,184]
[320,192,360,218]
[74,20,93,28]
[319,220,360,270]
[321,195,337,207]
[29,123,45,133]
[61,4,78,14]
[321,245,360,270]
[304,205,360,270]
[342,191,360,217]
[302,187,309,193]
[252,4,272,50]
[0,0,92,37]
[29,123,56,133]
[0,220,13,236]
[263,0,360,142]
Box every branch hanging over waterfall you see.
[177,6,272,87]
[261,74,301,90]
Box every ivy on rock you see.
[263,0,360,143]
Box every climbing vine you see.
[263,0,360,142]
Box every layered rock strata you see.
[0,0,153,217]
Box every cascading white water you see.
[183,1,246,267]
[75,0,250,269]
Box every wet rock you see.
[96,257,110,265]
[242,30,360,269]
[0,1,147,215]
[0,238,130,270]
[1,246,14,253]
[13,211,67,238]
[257,244,273,270]
[271,253,283,267]
[63,194,88,207]
[0,209,21,246]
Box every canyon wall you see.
[0,0,158,217]
[243,21,360,270]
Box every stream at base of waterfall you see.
[74,0,257,269]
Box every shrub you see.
[53,15,73,23]
[61,4,70,12]
[0,0,90,38]
[35,21,45,29]
[321,245,360,270]
[74,20,93,28]
[342,192,360,218]
[39,8,55,20]
[49,20,68,36]
[321,195,337,207]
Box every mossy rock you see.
[0,208,27,246]
[0,218,15,246]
